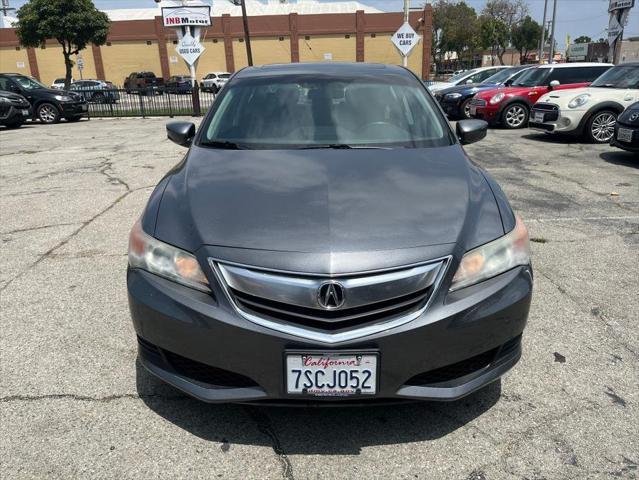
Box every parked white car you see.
[201,72,231,93]
[428,66,509,92]
[51,77,74,89]
[529,63,639,143]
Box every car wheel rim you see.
[463,102,471,118]
[591,113,616,142]
[505,106,526,127]
[39,105,56,123]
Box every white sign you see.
[162,6,211,27]
[76,56,84,71]
[391,22,421,57]
[323,53,333,61]
[16,61,25,69]
[568,43,588,59]
[176,32,205,66]
[608,15,623,43]
[609,0,634,11]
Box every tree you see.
[479,16,509,65]
[15,0,110,89]
[511,16,542,64]
[432,1,479,70]
[574,35,592,44]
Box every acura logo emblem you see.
[317,282,345,310]
[630,113,639,122]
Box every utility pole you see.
[548,0,558,64]
[403,0,410,67]
[240,0,253,66]
[538,0,548,64]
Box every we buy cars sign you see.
[162,6,211,27]
[391,22,421,57]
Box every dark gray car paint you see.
[151,145,505,274]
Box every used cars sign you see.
[176,32,205,66]
[162,6,211,27]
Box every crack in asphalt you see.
[1,222,82,235]
[244,406,295,480]
[0,393,186,403]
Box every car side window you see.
[469,69,498,83]
[0,78,21,93]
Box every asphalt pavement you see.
[1,118,637,479]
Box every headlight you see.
[54,95,72,102]
[450,215,530,291]
[0,97,10,103]
[489,92,506,105]
[567,94,590,109]
[128,220,210,292]
[445,92,462,100]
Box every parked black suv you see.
[0,73,87,124]
[0,90,31,128]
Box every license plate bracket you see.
[534,112,545,123]
[285,351,379,397]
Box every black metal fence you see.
[83,84,217,118]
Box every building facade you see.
[0,5,433,87]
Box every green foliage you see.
[479,16,509,65]
[15,0,110,88]
[511,16,542,63]
[433,1,480,63]
[574,35,592,44]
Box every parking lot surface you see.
[1,118,637,479]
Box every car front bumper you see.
[529,105,583,135]
[60,101,88,117]
[0,104,31,122]
[471,103,501,125]
[128,264,533,403]
[611,122,639,153]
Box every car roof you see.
[234,62,414,79]
[537,62,614,69]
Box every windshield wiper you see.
[200,140,251,150]
[298,144,392,150]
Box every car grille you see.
[532,102,559,122]
[405,335,522,386]
[470,98,487,107]
[138,336,258,388]
[211,259,448,341]
[533,102,558,112]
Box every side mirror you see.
[456,119,488,145]
[548,80,560,89]
[166,121,196,147]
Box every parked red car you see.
[469,63,612,128]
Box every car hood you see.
[429,82,455,91]
[0,90,26,101]
[152,145,505,272]
[475,86,536,100]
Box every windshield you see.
[201,75,451,149]
[449,69,476,83]
[219,73,231,79]
[482,67,526,85]
[591,65,639,89]
[13,76,48,90]
[513,68,550,87]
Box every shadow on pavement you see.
[521,132,585,144]
[600,150,639,168]
[135,360,502,455]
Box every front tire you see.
[37,103,61,124]
[460,98,473,120]
[501,103,529,129]
[586,110,617,144]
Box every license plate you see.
[618,127,633,143]
[534,112,544,123]
[470,105,477,116]
[21,109,29,116]
[286,353,377,396]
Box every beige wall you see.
[0,46,32,76]
[299,35,356,62]
[364,34,422,77]
[34,44,98,86]
[234,36,293,69]
[99,40,162,86]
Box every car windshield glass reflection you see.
[449,69,477,83]
[202,77,452,150]
[513,68,550,87]
[14,76,48,90]
[591,66,639,89]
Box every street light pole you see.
[240,0,253,66]
[548,0,558,64]
[538,0,548,63]
[403,0,410,67]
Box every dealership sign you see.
[568,43,588,60]
[176,32,205,66]
[608,0,634,11]
[391,22,421,57]
[162,6,211,27]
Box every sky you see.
[5,0,639,52]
